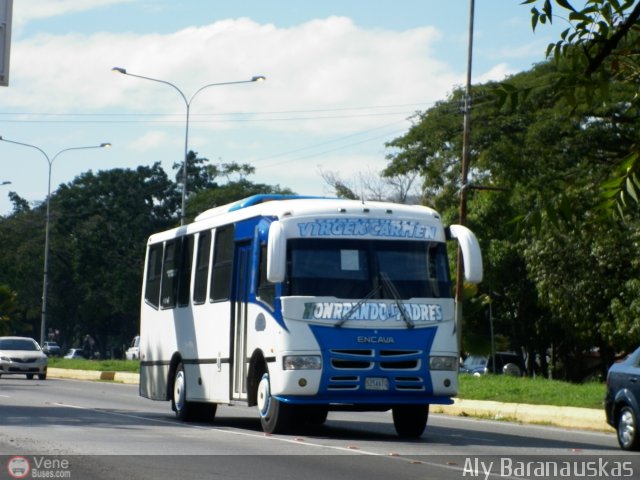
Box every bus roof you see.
[194,194,441,223]
[148,195,443,244]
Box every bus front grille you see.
[326,348,426,392]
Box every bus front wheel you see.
[257,373,291,434]
[392,405,429,438]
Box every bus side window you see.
[144,244,163,309]
[210,225,234,302]
[257,244,275,308]
[193,231,211,304]
[177,235,194,307]
[161,240,180,309]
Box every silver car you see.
[0,336,48,380]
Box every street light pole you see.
[0,136,111,346]
[111,67,265,225]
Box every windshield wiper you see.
[336,273,414,329]
[335,283,381,328]
[380,272,414,329]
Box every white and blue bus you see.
[139,194,482,437]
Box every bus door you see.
[231,242,251,401]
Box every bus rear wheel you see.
[392,405,429,438]
[257,373,292,434]
[172,363,191,420]
[172,362,217,422]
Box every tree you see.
[0,284,17,336]
[173,150,220,193]
[319,167,421,203]
[384,57,640,379]
[0,205,47,337]
[509,0,640,214]
[7,191,30,214]
[44,162,178,354]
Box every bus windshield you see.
[285,239,452,299]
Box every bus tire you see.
[172,362,195,421]
[257,373,291,434]
[392,404,429,438]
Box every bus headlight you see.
[283,355,322,370]
[429,356,458,371]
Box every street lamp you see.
[0,136,111,346]
[112,67,265,225]
[1,181,11,186]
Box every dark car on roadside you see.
[460,352,527,376]
[605,346,640,451]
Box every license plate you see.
[365,377,389,391]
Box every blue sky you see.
[0,0,564,215]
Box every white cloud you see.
[1,16,462,136]
[476,63,516,83]
[128,130,169,151]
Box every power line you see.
[0,111,418,124]
[0,100,434,127]
[0,101,431,118]
[250,118,411,164]
[255,126,409,170]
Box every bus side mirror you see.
[447,224,483,284]
[267,221,286,283]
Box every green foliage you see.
[518,1,640,214]
[384,53,640,379]
[601,151,640,218]
[0,284,17,335]
[47,163,178,350]
[48,357,140,373]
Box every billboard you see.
[0,0,12,87]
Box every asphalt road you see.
[0,377,638,480]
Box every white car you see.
[125,336,139,360]
[64,348,85,359]
[0,336,48,380]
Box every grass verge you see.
[48,358,139,373]
[459,374,605,409]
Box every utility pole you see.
[455,0,475,351]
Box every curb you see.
[47,369,612,432]
[48,367,139,385]
[431,398,612,432]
